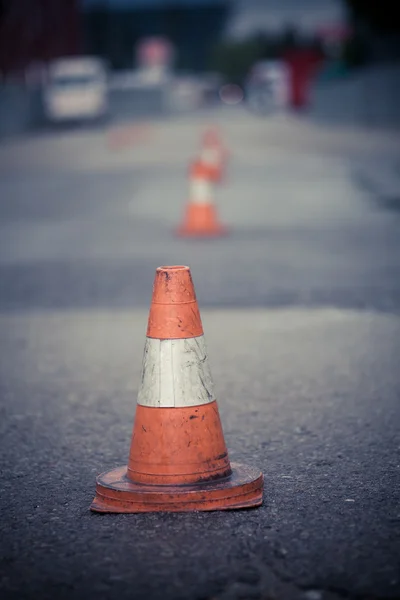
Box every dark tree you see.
[344,0,400,33]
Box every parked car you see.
[43,56,109,124]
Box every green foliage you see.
[208,29,324,84]
[209,38,263,84]
[208,32,287,83]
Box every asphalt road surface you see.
[1,107,400,600]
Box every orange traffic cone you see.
[200,126,228,183]
[91,265,264,513]
[176,160,228,238]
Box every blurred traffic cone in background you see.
[199,126,229,184]
[91,265,264,513]
[176,160,228,238]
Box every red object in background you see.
[283,48,324,110]
[0,0,81,78]
[136,37,174,69]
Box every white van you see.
[43,56,109,123]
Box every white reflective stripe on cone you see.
[137,335,216,408]
[191,178,212,203]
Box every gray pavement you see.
[0,107,400,600]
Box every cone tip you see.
[151,264,196,304]
[156,265,190,274]
[148,265,202,338]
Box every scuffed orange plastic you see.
[147,266,203,339]
[127,402,231,485]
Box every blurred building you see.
[0,0,82,78]
[225,0,347,40]
[81,0,230,71]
